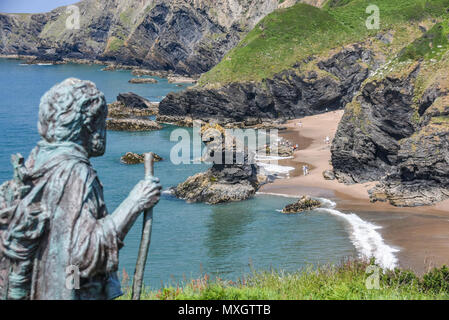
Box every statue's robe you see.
[0,141,123,300]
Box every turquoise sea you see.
[0,58,358,288]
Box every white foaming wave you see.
[316,206,399,270]
[255,154,293,161]
[257,162,295,177]
[256,192,300,199]
[162,188,175,195]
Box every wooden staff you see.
[131,152,155,300]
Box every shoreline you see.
[0,55,198,80]
[260,111,449,274]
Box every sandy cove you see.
[260,110,449,274]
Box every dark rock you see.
[117,92,153,110]
[159,45,372,125]
[322,170,336,180]
[282,196,322,214]
[332,57,449,206]
[331,63,421,184]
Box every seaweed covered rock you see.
[128,78,158,84]
[120,152,163,164]
[282,196,322,213]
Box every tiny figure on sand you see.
[302,165,309,176]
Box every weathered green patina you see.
[0,78,161,300]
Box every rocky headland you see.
[0,0,312,75]
[158,44,373,127]
[332,22,449,207]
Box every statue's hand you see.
[129,177,162,212]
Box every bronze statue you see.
[0,78,161,300]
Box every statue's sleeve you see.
[68,164,123,278]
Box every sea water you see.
[0,58,363,288]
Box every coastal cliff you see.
[161,1,449,207]
[332,21,449,206]
[158,44,373,127]
[0,0,309,75]
[158,1,448,126]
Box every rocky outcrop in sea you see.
[121,152,163,164]
[108,92,158,120]
[282,196,322,214]
[173,124,260,204]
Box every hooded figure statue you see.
[0,78,161,300]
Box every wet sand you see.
[260,111,449,274]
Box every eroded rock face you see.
[159,45,372,125]
[331,64,420,184]
[332,59,449,206]
[0,0,307,75]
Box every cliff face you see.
[0,0,305,75]
[332,21,449,206]
[158,44,373,126]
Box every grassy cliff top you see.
[199,0,449,86]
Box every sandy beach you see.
[260,111,449,274]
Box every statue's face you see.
[87,109,107,158]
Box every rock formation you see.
[121,152,163,164]
[128,78,158,84]
[108,92,158,118]
[0,0,314,75]
[173,124,259,204]
[282,196,322,214]
[332,22,449,206]
[158,45,373,126]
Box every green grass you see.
[399,20,449,62]
[199,0,449,86]
[118,260,449,300]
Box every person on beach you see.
[302,165,309,176]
